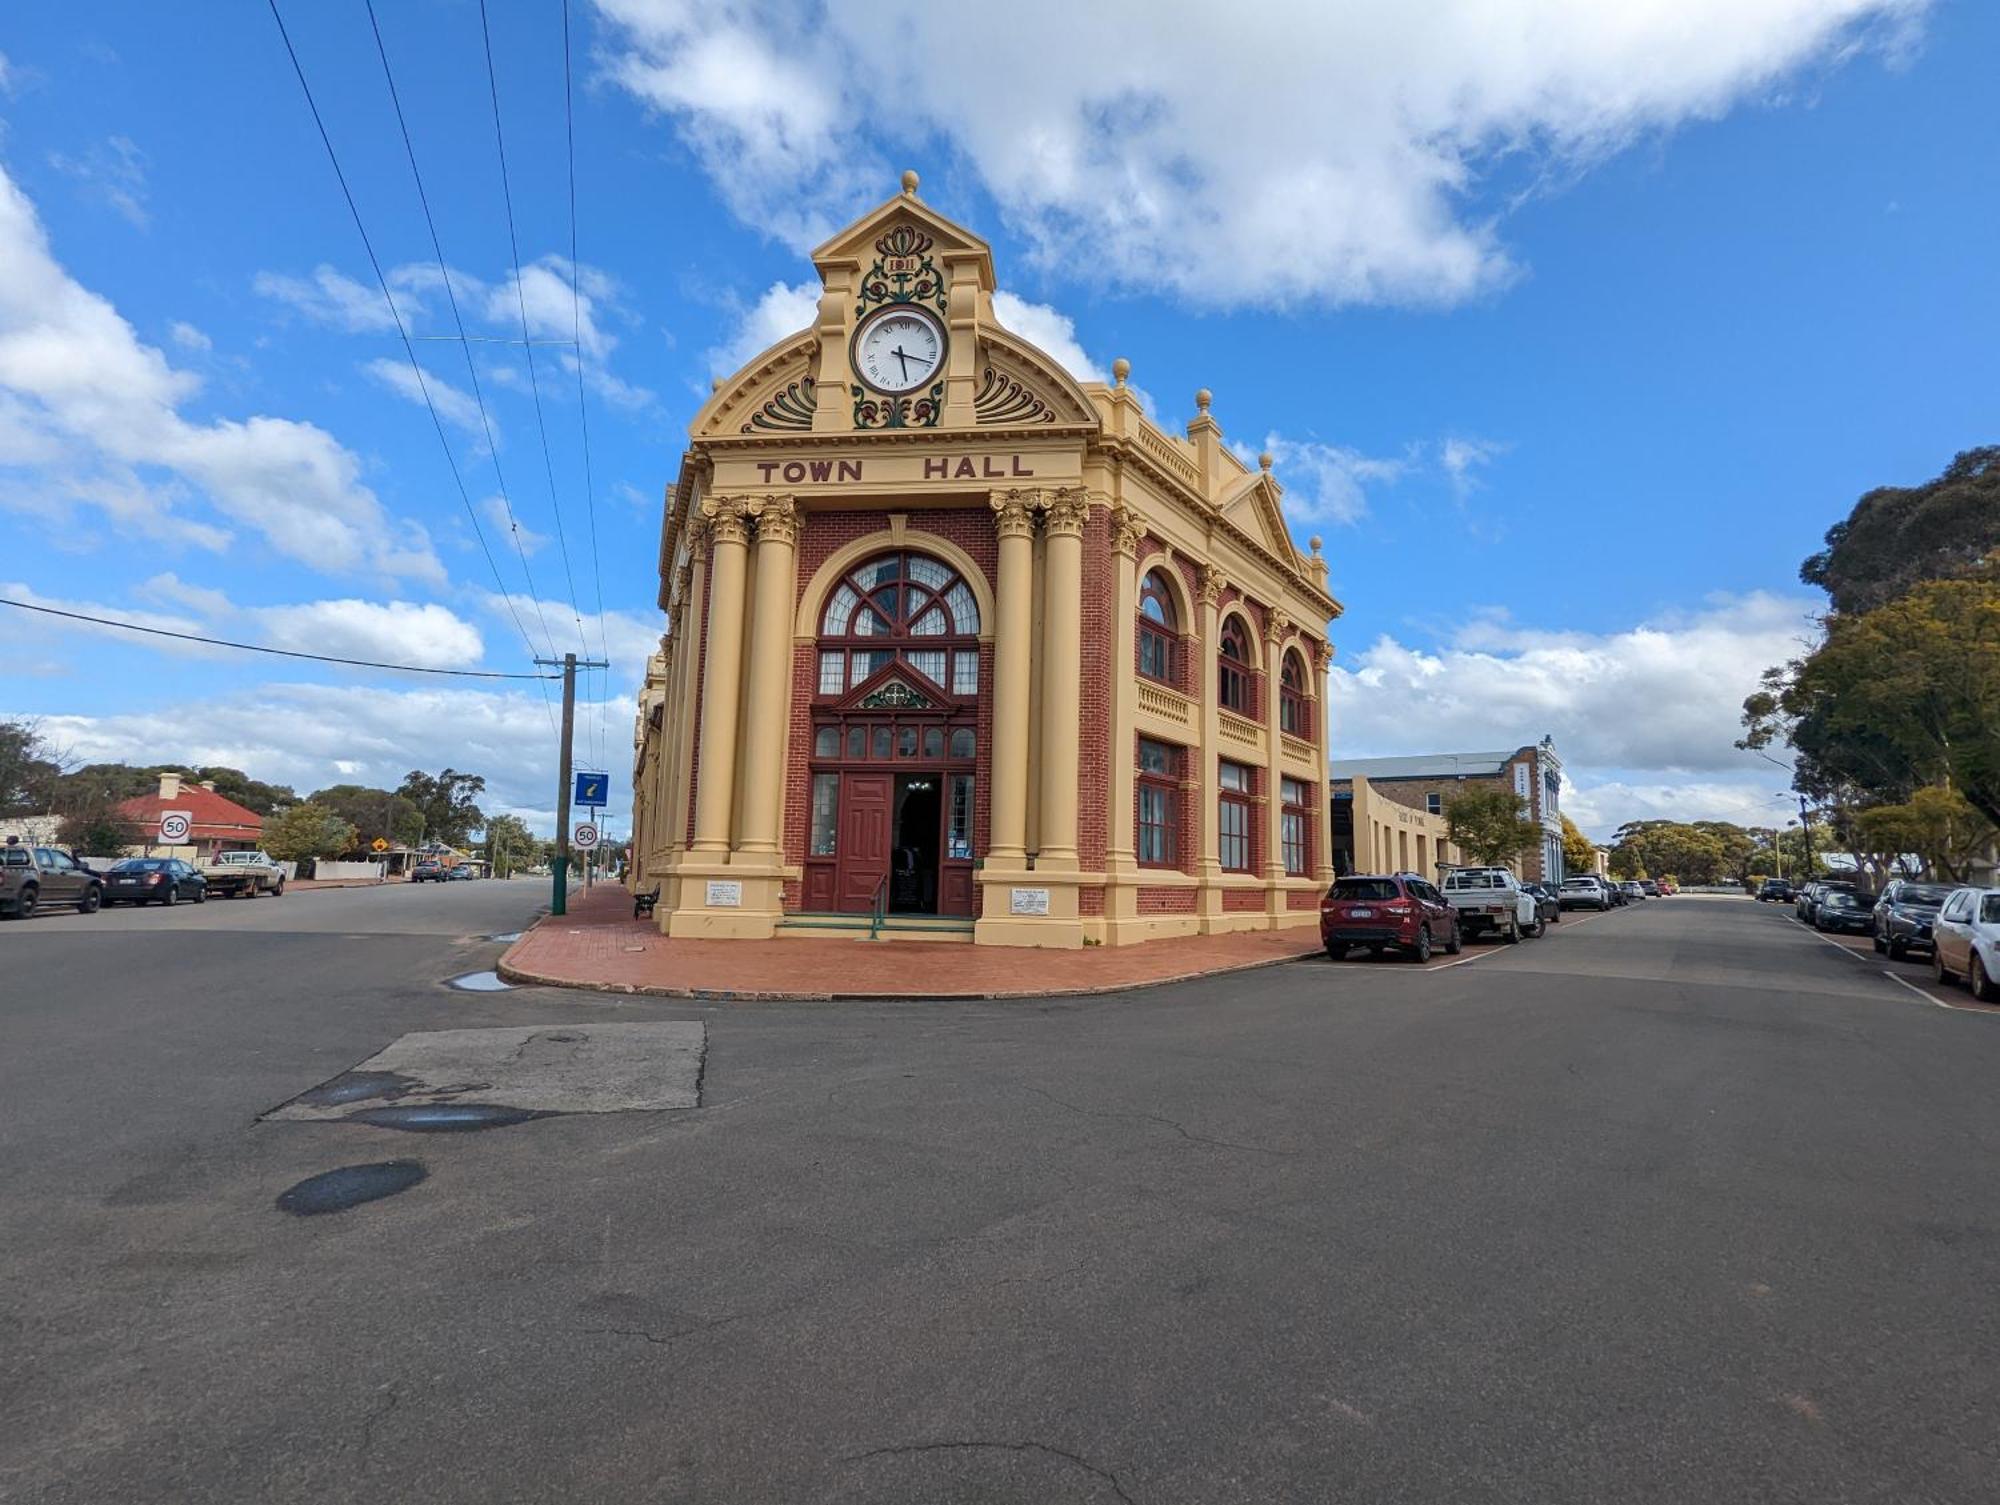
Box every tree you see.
[396,768,487,849]
[1559,814,1597,875]
[262,803,358,865]
[59,810,130,857]
[1445,789,1541,868]
[483,813,536,878]
[191,766,295,816]
[1800,446,2000,615]
[0,719,63,815]
[1853,785,1997,883]
[308,785,425,849]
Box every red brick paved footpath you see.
[498,884,1325,1001]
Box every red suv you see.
[1320,873,1462,963]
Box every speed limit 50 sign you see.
[572,822,601,850]
[158,810,193,843]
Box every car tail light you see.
[1383,902,1412,915]
[147,873,165,885]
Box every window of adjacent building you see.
[809,774,839,856]
[1279,649,1311,736]
[1282,776,1312,876]
[1137,737,1182,867]
[1219,617,1254,714]
[1219,759,1254,872]
[1138,570,1179,686]
[1426,792,1442,815]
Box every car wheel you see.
[1324,942,1347,961]
[1972,954,1999,1004]
[1887,938,1905,961]
[1934,949,1956,986]
[1503,916,1520,945]
[269,878,285,897]
[16,886,37,920]
[1444,922,1462,956]
[194,885,206,904]
[79,885,101,914]
[1525,913,1544,939]
[1411,926,1432,963]
[164,884,178,907]
[1872,933,1887,954]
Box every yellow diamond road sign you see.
[371,837,389,852]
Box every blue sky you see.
[2,0,1993,838]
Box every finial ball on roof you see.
[900,169,920,196]
[1258,451,1273,471]
[1195,387,1212,412]
[1112,357,1130,386]
[711,378,723,392]
[1310,535,1324,554]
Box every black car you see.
[1521,882,1562,926]
[1757,879,1795,903]
[1797,880,1855,926]
[1814,889,1875,935]
[1872,880,1954,959]
[104,857,207,906]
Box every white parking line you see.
[1791,916,2000,1018]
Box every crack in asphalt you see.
[843,1439,1136,1503]
[1018,1084,1293,1158]
[355,1383,399,1452]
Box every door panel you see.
[835,774,892,910]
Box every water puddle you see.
[346,1103,550,1133]
[276,1161,427,1216]
[484,931,525,944]
[291,1070,421,1108]
[447,970,511,991]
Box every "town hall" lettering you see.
[753,454,1039,485]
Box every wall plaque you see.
[706,880,743,908]
[1010,887,1051,916]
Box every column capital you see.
[1197,562,1228,608]
[1044,486,1089,538]
[1313,640,1335,673]
[746,493,801,546]
[1110,503,1146,557]
[991,488,1039,539]
[1264,609,1294,647]
[701,494,754,547]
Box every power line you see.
[364,0,559,673]
[264,0,557,730]
[476,0,595,761]
[562,0,614,777]
[0,598,558,680]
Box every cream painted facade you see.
[1334,776,1465,879]
[630,174,1341,948]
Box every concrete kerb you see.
[494,940,1325,1004]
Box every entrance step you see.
[778,912,975,943]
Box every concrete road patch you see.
[264,1022,705,1120]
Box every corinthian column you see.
[1036,487,1088,872]
[1196,564,1225,888]
[987,488,1038,865]
[690,496,752,853]
[736,494,800,858]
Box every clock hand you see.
[892,346,913,378]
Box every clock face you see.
[853,307,945,395]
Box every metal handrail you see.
[868,872,890,941]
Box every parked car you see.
[1813,890,1875,936]
[1796,880,1856,926]
[411,860,446,882]
[1440,866,1542,943]
[1320,873,1462,962]
[1558,876,1613,911]
[1521,882,1563,926]
[1932,887,2000,1001]
[1658,880,1678,896]
[104,857,207,906]
[446,865,479,881]
[1,838,104,919]
[202,849,286,898]
[1637,879,1662,898]
[1617,880,1646,901]
[1757,879,1795,903]
[1872,880,1955,960]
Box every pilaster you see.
[1262,611,1292,923]
[1195,562,1225,929]
[1105,505,1144,929]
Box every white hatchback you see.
[1932,887,2000,1002]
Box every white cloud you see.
[595,0,1927,307]
[1329,592,1820,836]
[47,135,149,228]
[168,320,210,352]
[252,264,409,333]
[479,496,546,555]
[990,291,1104,383]
[707,279,819,377]
[1259,433,1408,528]
[480,592,661,684]
[0,579,215,658]
[1562,777,1796,836]
[362,356,486,438]
[0,162,441,581]
[1440,435,1505,499]
[0,51,13,94]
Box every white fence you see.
[309,860,384,881]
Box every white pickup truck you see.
[201,849,287,899]
[1440,866,1541,943]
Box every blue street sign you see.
[574,772,609,808]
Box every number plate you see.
[1349,908,1373,918]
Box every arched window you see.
[1218,616,1253,714]
[1279,648,1311,736]
[815,550,982,700]
[1137,569,1178,685]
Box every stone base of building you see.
[660,860,792,940]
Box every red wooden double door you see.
[802,720,974,917]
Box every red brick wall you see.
[1078,505,1111,876]
[1080,887,1104,915]
[683,560,712,845]
[1289,888,1320,910]
[1223,888,1263,913]
[1139,886,1195,914]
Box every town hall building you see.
[630,173,1341,948]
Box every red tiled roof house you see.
[114,772,264,860]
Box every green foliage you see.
[59,810,130,856]
[1852,785,1997,883]
[1800,446,2000,615]
[190,766,296,816]
[395,768,487,850]
[1559,813,1597,874]
[1444,788,1541,867]
[0,719,64,815]
[483,813,537,877]
[262,803,358,865]
[308,785,425,849]
[1607,819,1769,885]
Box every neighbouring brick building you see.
[630,173,1340,948]
[1330,739,1568,883]
[111,771,265,862]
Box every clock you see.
[852,305,946,395]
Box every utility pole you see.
[536,651,608,917]
[1798,795,1815,878]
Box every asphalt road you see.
[4,886,1997,1503]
